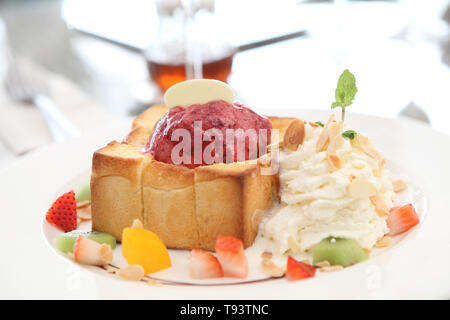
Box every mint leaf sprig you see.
[331,69,357,121]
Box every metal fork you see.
[4,53,80,142]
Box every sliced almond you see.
[352,132,370,149]
[301,260,311,265]
[348,179,377,198]
[261,252,273,260]
[316,114,335,152]
[316,130,329,152]
[261,259,285,277]
[117,265,145,281]
[326,120,345,171]
[370,193,390,216]
[315,260,330,268]
[375,236,392,248]
[328,154,342,171]
[327,120,344,144]
[327,134,343,157]
[392,179,407,193]
[320,265,344,272]
[283,119,305,151]
[131,219,144,229]
[76,200,90,209]
[99,244,113,264]
[352,133,385,175]
[363,248,372,255]
[364,145,384,163]
[77,205,92,221]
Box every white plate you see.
[1,110,449,299]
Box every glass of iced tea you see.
[145,0,235,92]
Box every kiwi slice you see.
[313,237,368,267]
[75,184,91,202]
[56,230,116,253]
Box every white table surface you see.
[0,141,16,171]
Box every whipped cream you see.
[261,120,394,256]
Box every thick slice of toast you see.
[91,142,150,240]
[91,105,295,250]
[194,161,272,250]
[142,160,198,249]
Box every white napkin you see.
[0,65,119,155]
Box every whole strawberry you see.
[46,190,77,232]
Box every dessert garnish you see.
[283,119,305,151]
[122,220,171,274]
[215,236,249,279]
[312,238,368,267]
[76,201,91,221]
[188,235,250,279]
[260,259,284,278]
[392,179,407,193]
[286,256,316,281]
[73,235,113,266]
[190,249,224,279]
[342,129,356,140]
[314,121,324,127]
[375,236,392,248]
[75,183,91,202]
[56,230,116,253]
[117,265,145,281]
[331,69,357,121]
[386,204,419,236]
[46,190,77,232]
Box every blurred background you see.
[0,0,449,168]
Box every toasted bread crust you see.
[91,105,294,250]
[142,159,198,249]
[124,126,152,148]
[132,104,168,129]
[268,116,296,144]
[143,159,195,189]
[91,142,150,240]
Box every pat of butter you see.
[164,79,235,108]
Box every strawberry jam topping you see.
[146,100,272,168]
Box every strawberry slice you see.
[215,236,248,279]
[286,256,316,281]
[190,249,224,279]
[387,203,420,236]
[45,190,77,232]
[73,235,113,266]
